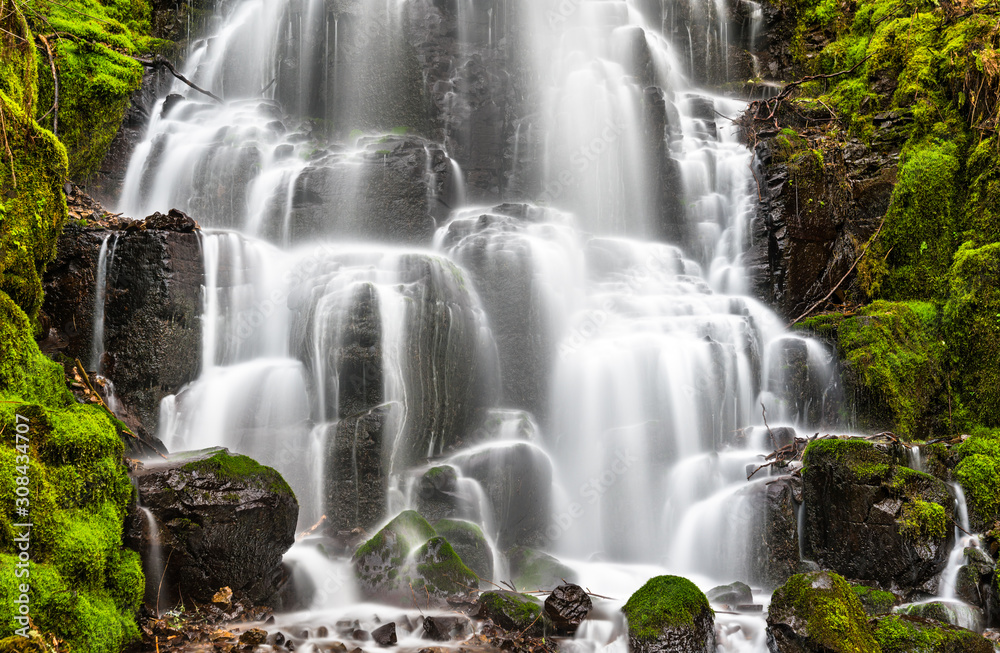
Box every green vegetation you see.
[182,450,293,496]
[898,500,947,540]
[622,575,712,642]
[873,614,992,653]
[412,536,478,595]
[768,571,880,653]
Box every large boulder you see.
[449,441,552,549]
[872,614,992,653]
[744,474,803,587]
[433,519,493,583]
[622,576,715,653]
[802,439,954,592]
[894,601,984,634]
[766,571,879,653]
[351,510,478,603]
[127,447,298,607]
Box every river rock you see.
[802,439,954,592]
[544,583,592,633]
[127,447,298,607]
[622,576,715,653]
[371,623,396,647]
[706,582,753,607]
[351,510,478,604]
[476,591,552,637]
[766,571,879,653]
[871,615,992,652]
[449,441,552,549]
[421,615,473,641]
[954,546,1000,624]
[743,475,802,587]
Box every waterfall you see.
[114,0,843,648]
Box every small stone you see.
[212,587,234,605]
[422,615,471,641]
[352,629,371,641]
[239,628,268,646]
[317,625,330,637]
[372,623,397,647]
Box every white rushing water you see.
[115,0,843,651]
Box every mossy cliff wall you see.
[0,0,153,649]
[747,0,1000,531]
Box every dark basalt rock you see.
[743,474,803,588]
[544,583,592,633]
[895,601,985,634]
[449,442,552,549]
[371,623,396,647]
[144,208,199,232]
[766,571,879,653]
[623,575,715,653]
[325,406,390,535]
[126,447,299,608]
[434,518,493,582]
[802,439,954,593]
[955,547,1000,625]
[421,615,473,641]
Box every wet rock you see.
[433,519,493,582]
[507,547,577,591]
[449,442,552,549]
[544,584,592,634]
[351,510,478,603]
[954,547,1000,625]
[475,591,551,637]
[144,208,199,232]
[802,439,954,592]
[622,575,715,653]
[421,615,473,641]
[126,447,298,608]
[371,623,397,647]
[286,139,445,245]
[766,571,879,653]
[86,66,173,205]
[895,601,985,634]
[416,466,463,522]
[744,474,803,588]
[706,582,753,608]
[871,615,992,653]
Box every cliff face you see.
[745,0,1000,452]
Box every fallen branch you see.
[131,54,224,104]
[787,212,888,327]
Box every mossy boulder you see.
[434,518,493,583]
[507,546,577,591]
[352,510,477,604]
[766,571,880,653]
[128,447,298,607]
[872,614,992,653]
[1,291,142,651]
[622,575,715,653]
[802,439,953,591]
[475,590,552,637]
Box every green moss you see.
[851,584,897,616]
[622,575,712,641]
[507,546,577,590]
[898,499,947,540]
[19,0,162,178]
[952,430,1000,527]
[803,438,893,481]
[768,571,880,653]
[433,518,491,581]
[353,510,436,563]
[874,614,992,652]
[181,450,293,497]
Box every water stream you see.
[114,0,852,650]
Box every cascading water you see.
[114,0,841,650]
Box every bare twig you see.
[131,54,224,103]
[761,402,777,450]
